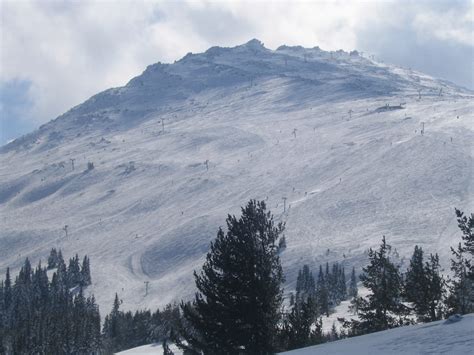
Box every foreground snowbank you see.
[280,314,474,355]
[117,314,473,354]
[117,342,182,354]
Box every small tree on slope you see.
[177,200,285,354]
[404,246,444,321]
[350,236,408,335]
[348,267,358,299]
[283,295,322,350]
[447,209,474,315]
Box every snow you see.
[115,314,474,354]
[280,313,474,355]
[117,342,182,355]
[0,40,473,313]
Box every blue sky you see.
[1,0,472,145]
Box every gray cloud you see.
[355,0,473,89]
[1,0,472,144]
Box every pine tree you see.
[57,249,64,267]
[284,296,318,350]
[48,248,58,269]
[405,246,445,321]
[1,255,101,353]
[67,254,81,288]
[338,266,347,302]
[80,255,92,286]
[405,246,427,314]
[0,280,5,354]
[455,209,474,260]
[352,237,407,334]
[329,322,339,341]
[103,293,123,351]
[1,268,12,353]
[316,266,329,317]
[85,294,101,352]
[447,209,474,314]
[295,265,315,304]
[11,258,33,353]
[424,254,444,321]
[178,200,285,354]
[348,267,358,299]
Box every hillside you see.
[115,314,474,355]
[1,39,473,311]
[281,314,474,355]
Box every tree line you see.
[0,202,472,354]
[0,252,98,354]
[172,202,473,354]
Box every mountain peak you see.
[240,38,266,50]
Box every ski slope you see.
[1,40,473,312]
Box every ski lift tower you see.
[282,197,287,213]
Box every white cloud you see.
[0,0,472,141]
[414,8,473,46]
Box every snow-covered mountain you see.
[1,39,473,312]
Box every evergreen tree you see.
[178,200,285,354]
[1,255,101,353]
[405,246,445,321]
[103,293,123,352]
[3,267,12,317]
[11,258,33,353]
[0,268,12,352]
[329,263,338,304]
[316,266,329,317]
[329,323,339,341]
[284,296,318,350]
[57,250,65,267]
[85,295,102,351]
[336,265,347,302]
[455,208,474,261]
[351,237,407,334]
[0,281,5,354]
[449,243,472,315]
[80,255,92,286]
[295,264,315,304]
[47,248,58,269]
[405,246,426,313]
[67,254,81,288]
[348,267,358,299]
[447,209,474,314]
[423,254,445,321]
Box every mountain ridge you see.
[3,39,471,153]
